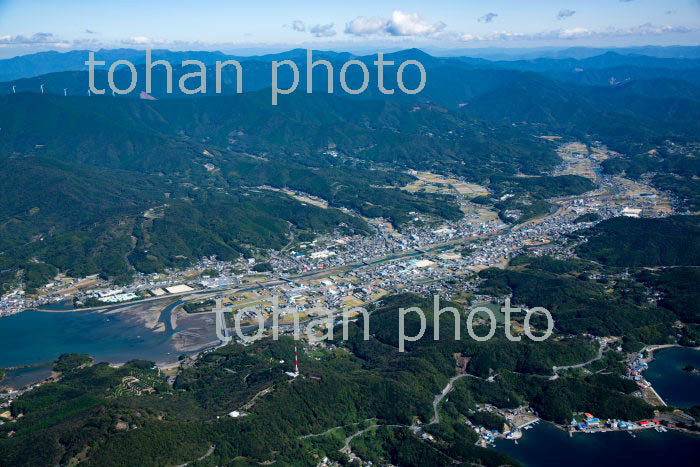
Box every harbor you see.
[494,422,700,466]
[490,346,700,465]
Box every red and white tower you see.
[294,343,300,377]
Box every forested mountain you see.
[0,89,559,288]
[0,91,555,175]
[5,48,700,108]
[0,48,358,82]
[0,155,372,287]
[463,74,700,154]
[0,290,663,466]
[2,40,700,290]
[4,46,700,81]
[3,45,700,466]
[451,45,700,61]
[488,51,700,72]
[0,49,524,106]
[576,216,700,268]
[476,51,700,86]
[5,48,700,161]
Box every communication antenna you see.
[40,84,44,94]
[63,88,67,97]
[285,341,301,378]
[294,343,300,377]
[12,85,16,94]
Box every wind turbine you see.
[40,84,44,94]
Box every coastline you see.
[494,418,700,467]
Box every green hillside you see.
[576,216,700,267]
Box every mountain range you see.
[2,46,700,290]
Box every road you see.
[41,232,490,316]
[340,423,406,454]
[550,341,606,380]
[430,374,468,424]
[175,445,215,467]
[299,418,378,440]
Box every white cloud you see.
[455,23,694,43]
[556,9,577,20]
[558,28,593,39]
[120,36,171,46]
[387,11,446,36]
[478,13,498,24]
[288,19,335,37]
[345,10,446,37]
[344,16,388,36]
[124,36,153,45]
[0,32,67,45]
[625,22,692,35]
[309,23,337,38]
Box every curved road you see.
[430,374,468,425]
[550,341,606,380]
[175,445,214,467]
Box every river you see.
[0,307,181,369]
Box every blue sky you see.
[1,0,699,57]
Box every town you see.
[0,142,676,324]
